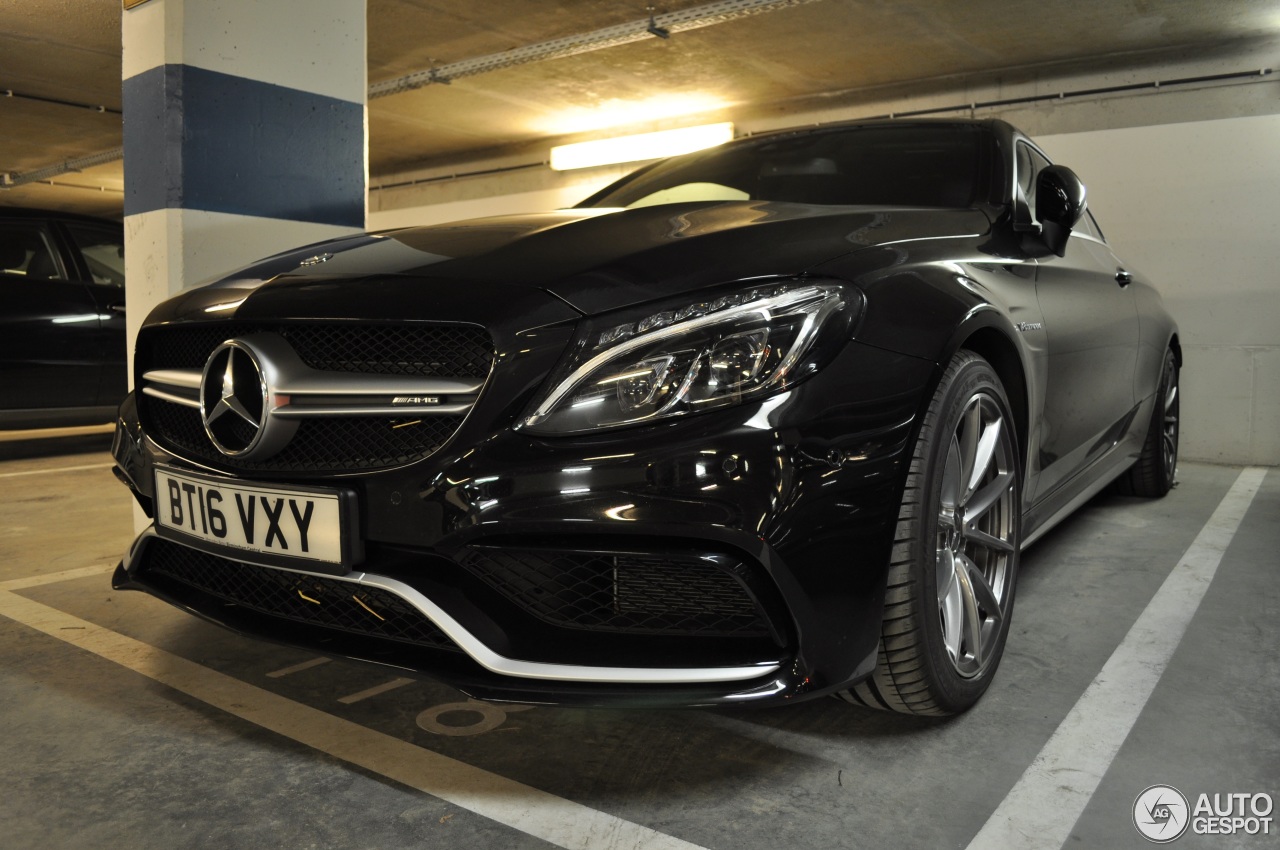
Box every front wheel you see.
[838,351,1021,716]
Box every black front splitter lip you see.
[111,560,835,709]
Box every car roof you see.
[727,116,1016,146]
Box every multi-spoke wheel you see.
[838,351,1021,716]
[936,390,1017,679]
[1116,347,1179,497]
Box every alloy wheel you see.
[1161,357,1179,480]
[935,391,1018,679]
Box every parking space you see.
[1,433,1275,849]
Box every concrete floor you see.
[1,428,1276,850]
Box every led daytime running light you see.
[598,285,784,347]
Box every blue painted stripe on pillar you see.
[123,65,364,228]
[122,65,181,218]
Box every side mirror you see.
[1036,165,1087,257]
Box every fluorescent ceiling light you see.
[535,94,728,136]
[550,122,734,171]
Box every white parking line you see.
[0,588,709,850]
[0,462,115,479]
[966,466,1268,850]
[0,563,118,592]
[266,657,332,678]
[338,677,414,704]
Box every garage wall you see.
[1037,115,1280,467]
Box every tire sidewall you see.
[912,355,1022,712]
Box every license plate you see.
[154,467,355,569]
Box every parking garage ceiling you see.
[2,0,1276,217]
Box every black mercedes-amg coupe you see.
[111,119,1179,715]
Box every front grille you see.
[146,400,465,473]
[458,547,773,638]
[143,321,494,378]
[136,320,491,474]
[141,538,460,652]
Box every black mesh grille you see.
[290,324,493,377]
[142,538,460,652]
[145,401,465,473]
[136,320,489,474]
[143,321,493,378]
[458,547,771,637]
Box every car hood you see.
[165,201,990,321]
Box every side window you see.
[1016,142,1036,205]
[0,222,68,281]
[1015,142,1047,220]
[1026,147,1052,216]
[1016,142,1060,227]
[65,223,126,287]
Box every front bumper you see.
[111,341,934,707]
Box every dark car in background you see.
[1,208,127,429]
[110,119,1179,715]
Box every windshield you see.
[581,124,987,210]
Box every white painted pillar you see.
[120,0,367,378]
[120,0,366,528]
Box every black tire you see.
[1115,348,1179,498]
[838,351,1022,716]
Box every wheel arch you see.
[883,310,1034,521]
[957,326,1029,463]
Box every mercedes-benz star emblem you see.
[199,336,300,461]
[201,341,268,456]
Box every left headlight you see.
[520,282,856,435]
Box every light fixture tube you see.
[549,122,734,171]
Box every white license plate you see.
[154,467,352,567]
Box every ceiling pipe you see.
[367,67,1275,190]
[368,0,828,99]
[5,0,824,190]
[2,147,124,189]
[3,89,122,115]
[4,8,1273,194]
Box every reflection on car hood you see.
[194,201,990,318]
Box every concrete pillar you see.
[120,0,367,379]
[120,0,365,530]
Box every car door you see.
[0,217,108,414]
[60,219,128,408]
[1019,144,1142,500]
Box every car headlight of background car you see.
[520,281,859,434]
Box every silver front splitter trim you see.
[127,528,782,685]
